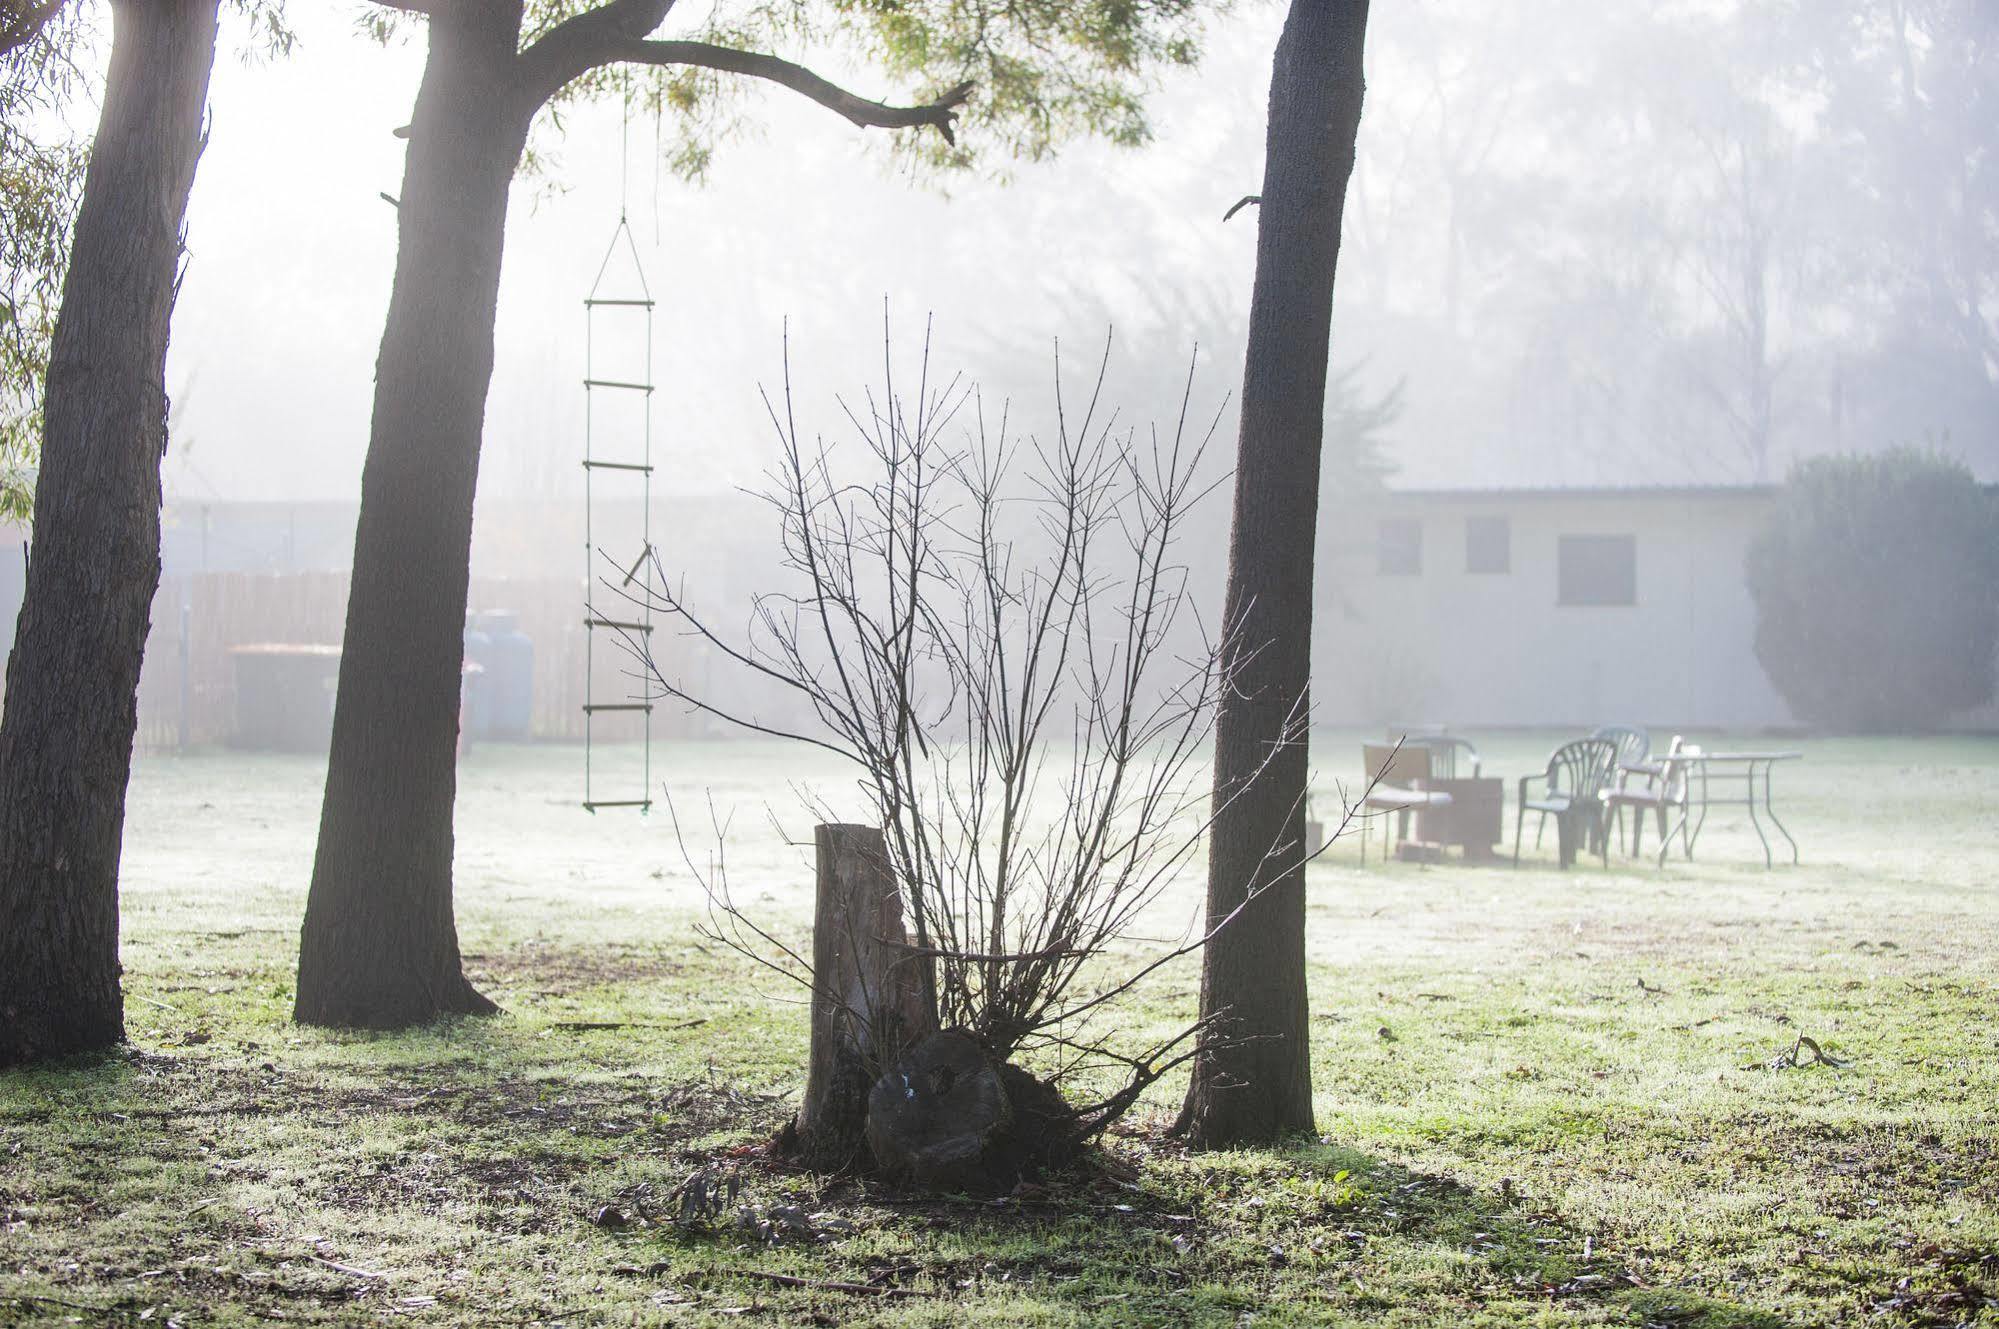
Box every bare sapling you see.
[617,319,1324,1190]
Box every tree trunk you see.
[788,823,935,1170]
[0,0,219,1067]
[1179,0,1370,1147]
[294,8,530,1028]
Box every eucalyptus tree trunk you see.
[0,0,219,1066]
[1179,0,1371,1147]
[293,6,531,1027]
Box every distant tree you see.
[296,0,1224,1029]
[0,0,222,1065]
[1177,0,1371,1148]
[1746,449,1999,732]
[1348,1,1997,485]
[1795,0,1999,458]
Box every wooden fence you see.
[133,572,656,751]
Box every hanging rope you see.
[581,80,656,813]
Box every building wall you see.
[1314,489,1799,731]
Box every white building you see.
[1314,484,1999,733]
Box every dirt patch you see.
[462,940,687,998]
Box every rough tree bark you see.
[294,7,530,1026]
[786,823,935,1170]
[1179,0,1371,1147]
[0,0,220,1065]
[296,0,967,1029]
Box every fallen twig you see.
[551,1018,710,1033]
[1769,1034,1849,1070]
[310,1254,387,1280]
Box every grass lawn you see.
[2,732,1996,1326]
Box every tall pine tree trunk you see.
[1179,0,1370,1147]
[0,0,220,1066]
[293,8,529,1028]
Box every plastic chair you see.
[1591,725,1650,774]
[1590,726,1651,856]
[1515,737,1618,868]
[1605,737,1699,860]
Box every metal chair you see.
[1358,742,1451,864]
[1515,737,1618,868]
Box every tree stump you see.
[865,1030,1082,1191]
[785,823,935,1171]
[865,1029,1010,1188]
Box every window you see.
[1557,534,1637,606]
[1465,515,1510,574]
[1377,518,1422,575]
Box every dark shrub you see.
[1746,450,1999,732]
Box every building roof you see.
[1368,482,1779,503]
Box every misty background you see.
[121,0,1993,527]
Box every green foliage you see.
[0,2,88,524]
[0,1,288,524]
[1746,448,1999,732]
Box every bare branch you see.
[633,42,972,141]
[624,321,1334,1140]
[1222,194,1261,222]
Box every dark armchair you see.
[1515,737,1619,868]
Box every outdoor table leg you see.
[1760,759,1800,865]
[1744,762,1773,868]
[1686,763,1710,858]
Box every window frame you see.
[1556,533,1638,607]
[1464,514,1510,575]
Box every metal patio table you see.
[1650,750,1802,868]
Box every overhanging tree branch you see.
[618,43,971,140]
[520,24,974,142]
[513,0,676,103]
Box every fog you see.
[17,0,1979,742]
[144,0,1993,519]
